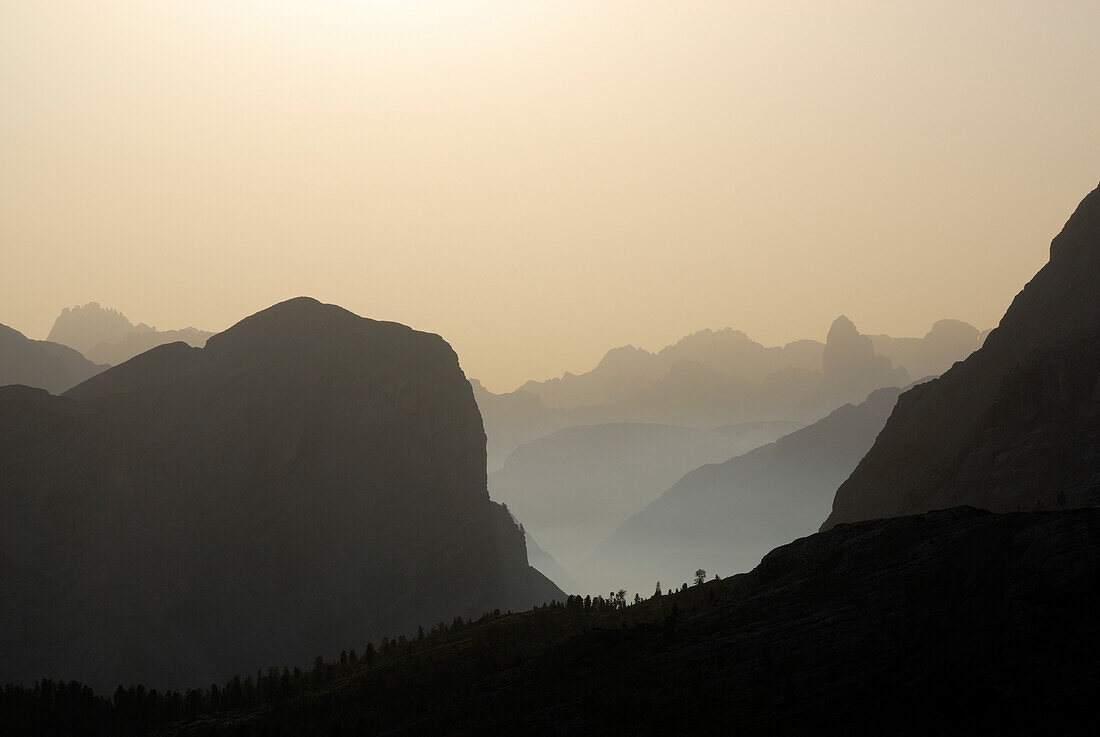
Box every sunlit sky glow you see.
[2,1,1098,390]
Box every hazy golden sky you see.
[2,1,1098,391]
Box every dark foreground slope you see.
[8,507,1095,736]
[0,298,560,691]
[825,183,1100,527]
[0,322,105,393]
[400,508,1100,737]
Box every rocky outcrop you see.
[589,387,901,595]
[46,302,137,355]
[0,322,106,394]
[822,315,909,405]
[824,183,1100,528]
[0,297,560,690]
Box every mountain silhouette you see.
[46,301,212,366]
[824,183,1100,528]
[0,322,106,394]
[489,421,800,577]
[0,297,560,690]
[590,387,902,594]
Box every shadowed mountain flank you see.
[0,297,560,690]
[46,301,212,366]
[824,183,1100,528]
[0,322,106,394]
[589,387,901,595]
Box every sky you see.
[2,1,1098,392]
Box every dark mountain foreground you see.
[5,506,1098,736]
[0,298,559,691]
[826,182,1100,527]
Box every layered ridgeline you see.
[589,388,901,595]
[490,421,800,577]
[475,316,980,471]
[47,302,213,366]
[0,298,560,690]
[825,183,1100,528]
[0,322,105,394]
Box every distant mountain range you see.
[0,298,560,690]
[46,301,212,366]
[825,181,1100,527]
[474,315,983,471]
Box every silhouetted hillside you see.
[490,421,800,577]
[11,507,1096,736]
[0,297,560,691]
[0,322,106,394]
[46,302,212,366]
[590,388,901,594]
[825,183,1100,528]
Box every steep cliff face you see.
[824,184,1100,528]
[0,322,106,393]
[0,298,560,690]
